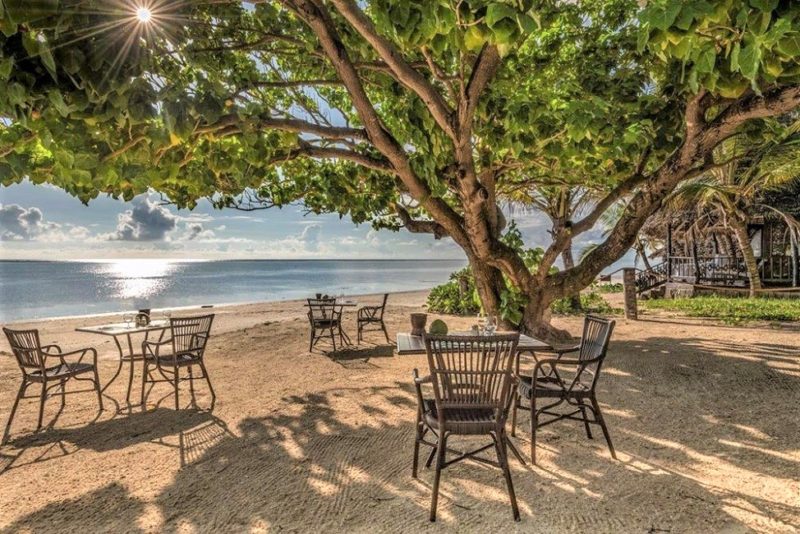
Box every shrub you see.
[551,291,615,315]
[642,296,800,323]
[426,267,480,315]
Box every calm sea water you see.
[0,259,465,322]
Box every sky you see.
[0,180,634,270]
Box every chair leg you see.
[141,360,148,408]
[60,379,66,410]
[330,328,337,352]
[425,444,437,469]
[200,361,216,406]
[530,395,538,464]
[93,366,103,411]
[510,392,519,437]
[381,321,389,343]
[591,395,616,459]
[496,431,520,521]
[412,418,422,479]
[37,382,47,431]
[173,369,180,410]
[309,329,314,352]
[579,401,593,439]
[2,381,26,445]
[188,365,196,406]
[126,356,135,404]
[430,433,447,522]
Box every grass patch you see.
[642,296,800,323]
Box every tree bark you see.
[730,214,761,297]
[561,241,582,312]
[469,259,508,325]
[519,287,572,342]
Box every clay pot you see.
[410,313,427,337]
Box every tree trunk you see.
[519,287,572,342]
[561,241,582,312]
[730,215,761,297]
[470,260,510,326]
[635,236,652,270]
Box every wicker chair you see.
[307,298,342,351]
[357,293,389,343]
[515,315,617,463]
[2,327,102,444]
[141,314,215,410]
[413,333,521,522]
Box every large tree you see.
[2,1,800,339]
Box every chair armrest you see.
[51,347,98,366]
[532,356,600,378]
[413,373,433,385]
[143,338,173,359]
[552,344,580,356]
[41,344,62,355]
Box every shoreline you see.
[0,288,433,327]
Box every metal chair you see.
[2,327,102,444]
[307,298,342,351]
[142,314,215,410]
[413,333,521,522]
[515,315,617,463]
[357,293,389,343]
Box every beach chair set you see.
[2,314,216,444]
[306,294,389,351]
[411,315,616,522]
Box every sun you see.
[136,6,152,23]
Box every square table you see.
[76,320,171,404]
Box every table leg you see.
[101,336,126,394]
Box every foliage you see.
[426,267,481,315]
[642,295,800,323]
[595,282,624,294]
[2,1,800,334]
[551,291,616,316]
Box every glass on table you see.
[485,315,497,335]
[123,313,134,328]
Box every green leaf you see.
[0,57,12,81]
[694,47,716,74]
[485,3,517,28]
[463,25,485,51]
[642,3,682,31]
[749,0,778,12]
[777,35,800,57]
[737,44,762,80]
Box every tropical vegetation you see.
[2,1,800,339]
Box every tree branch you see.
[394,203,448,239]
[462,44,501,124]
[327,0,456,139]
[197,113,369,142]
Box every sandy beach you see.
[1,290,798,533]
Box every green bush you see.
[595,282,623,293]
[551,291,615,315]
[426,267,480,315]
[642,296,800,323]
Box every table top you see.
[76,320,170,336]
[303,300,358,307]
[396,332,553,355]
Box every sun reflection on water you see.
[93,259,180,301]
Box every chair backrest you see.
[377,293,389,319]
[170,314,214,356]
[425,333,519,423]
[577,315,615,390]
[3,327,45,371]
[307,298,338,322]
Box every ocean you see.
[0,259,465,322]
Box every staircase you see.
[635,261,669,294]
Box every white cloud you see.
[0,203,90,242]
[105,197,177,241]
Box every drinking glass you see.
[162,310,172,324]
[123,313,133,328]
[476,312,486,334]
[485,315,497,335]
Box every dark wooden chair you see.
[413,333,521,522]
[2,327,102,444]
[307,298,342,351]
[357,293,389,343]
[514,315,617,463]
[142,314,215,410]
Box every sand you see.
[0,291,798,533]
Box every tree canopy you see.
[2,0,800,338]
